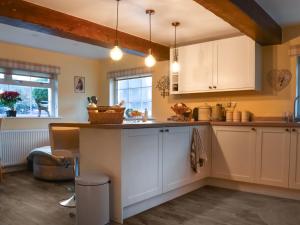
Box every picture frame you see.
[74,76,85,93]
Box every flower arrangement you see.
[0,91,22,110]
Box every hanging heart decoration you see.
[267,69,292,91]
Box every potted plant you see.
[0,91,22,117]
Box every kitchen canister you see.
[198,104,211,121]
[241,111,250,122]
[233,111,241,122]
[211,104,224,121]
[226,111,233,122]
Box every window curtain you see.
[289,45,300,56]
[0,58,60,75]
[107,67,152,80]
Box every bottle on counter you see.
[142,108,148,122]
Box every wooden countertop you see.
[49,120,300,129]
[49,121,210,129]
[210,121,300,127]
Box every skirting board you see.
[123,179,207,220]
[3,164,27,173]
[207,178,300,201]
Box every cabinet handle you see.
[159,129,164,133]
[209,86,212,89]
[251,127,256,131]
[165,129,169,132]
[213,86,217,89]
[285,128,290,132]
[292,128,296,132]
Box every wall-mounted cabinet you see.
[170,35,261,94]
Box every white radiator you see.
[0,129,49,167]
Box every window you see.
[297,57,300,120]
[114,75,152,117]
[0,68,58,117]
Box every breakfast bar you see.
[50,120,300,223]
[50,121,211,223]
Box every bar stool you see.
[49,125,80,208]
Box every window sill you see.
[1,116,63,119]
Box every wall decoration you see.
[267,69,292,91]
[74,76,85,93]
[156,75,170,98]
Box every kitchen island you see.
[50,121,211,223]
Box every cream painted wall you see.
[99,30,299,121]
[2,26,300,129]
[0,41,101,130]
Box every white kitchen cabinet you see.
[255,127,290,188]
[170,35,261,94]
[290,128,300,189]
[162,126,192,192]
[214,36,260,91]
[175,42,215,93]
[162,126,211,193]
[122,128,163,206]
[212,126,256,182]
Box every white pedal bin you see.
[75,174,110,225]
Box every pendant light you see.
[171,22,180,73]
[110,0,123,61]
[145,9,156,68]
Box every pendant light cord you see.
[174,25,177,60]
[115,0,120,46]
[149,12,152,51]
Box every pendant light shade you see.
[145,9,156,68]
[145,49,156,67]
[171,60,180,73]
[110,0,123,61]
[171,22,180,73]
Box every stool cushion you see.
[27,146,74,181]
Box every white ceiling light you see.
[171,22,180,73]
[145,9,156,68]
[110,0,123,61]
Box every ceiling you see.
[255,0,300,26]
[24,0,240,46]
[0,23,110,59]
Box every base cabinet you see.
[255,128,290,188]
[290,128,300,189]
[212,126,256,182]
[163,126,211,193]
[123,125,210,206]
[122,128,163,207]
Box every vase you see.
[6,110,17,117]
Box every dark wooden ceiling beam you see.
[193,0,282,45]
[0,0,169,60]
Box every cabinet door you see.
[255,128,290,188]
[162,126,192,192]
[122,128,163,206]
[162,126,211,193]
[212,126,256,182]
[215,36,255,90]
[189,125,211,180]
[290,128,300,189]
[178,42,214,93]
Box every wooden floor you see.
[1,171,300,225]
